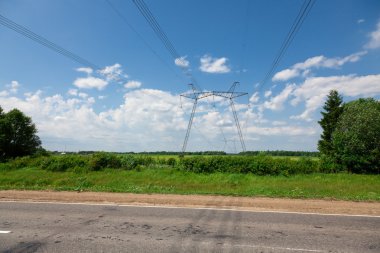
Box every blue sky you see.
[0,0,380,152]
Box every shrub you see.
[89,152,121,171]
[41,155,89,172]
[179,155,320,175]
[166,157,177,166]
[120,155,138,170]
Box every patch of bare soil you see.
[0,190,379,216]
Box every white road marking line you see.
[0,231,11,234]
[198,241,326,252]
[234,244,325,252]
[1,200,380,218]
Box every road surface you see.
[0,201,379,252]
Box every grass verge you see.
[0,167,379,201]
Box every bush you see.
[120,155,138,170]
[89,152,121,171]
[179,155,320,175]
[41,155,89,172]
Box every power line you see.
[0,13,132,83]
[105,0,185,83]
[133,0,180,59]
[257,0,315,92]
[0,14,101,71]
[132,0,200,90]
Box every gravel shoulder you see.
[1,190,379,216]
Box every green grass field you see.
[1,166,379,201]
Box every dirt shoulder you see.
[1,190,379,216]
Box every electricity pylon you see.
[180,82,248,154]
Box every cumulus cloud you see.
[264,90,272,98]
[199,55,230,74]
[99,63,126,81]
[245,125,316,136]
[0,88,190,151]
[272,68,299,82]
[6,80,20,94]
[68,89,78,96]
[124,80,142,89]
[174,56,190,68]
[262,84,295,111]
[76,67,93,75]
[272,121,287,126]
[73,76,108,90]
[272,51,367,82]
[73,63,130,90]
[0,81,20,96]
[365,20,380,49]
[0,79,331,151]
[0,90,9,97]
[249,92,259,104]
[291,74,380,121]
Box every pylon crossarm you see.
[180,82,248,154]
[180,93,197,100]
[212,91,248,99]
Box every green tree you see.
[318,90,344,156]
[0,107,42,160]
[332,98,380,173]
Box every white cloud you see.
[199,55,230,74]
[272,68,300,82]
[291,74,380,121]
[124,80,142,89]
[78,92,88,99]
[365,20,380,49]
[245,125,316,136]
[272,121,287,126]
[272,51,367,82]
[264,90,272,98]
[249,92,260,104]
[1,81,20,96]
[76,67,93,75]
[6,80,20,94]
[1,79,336,151]
[99,63,126,81]
[262,84,295,111]
[68,89,78,96]
[0,88,190,151]
[357,19,365,24]
[174,56,190,68]
[73,76,108,90]
[0,90,9,97]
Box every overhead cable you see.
[257,0,315,91]
[132,0,200,89]
[0,14,101,71]
[105,0,185,82]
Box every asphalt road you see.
[0,201,379,253]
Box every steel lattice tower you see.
[180,82,248,154]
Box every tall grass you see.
[0,167,379,201]
[0,153,327,175]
